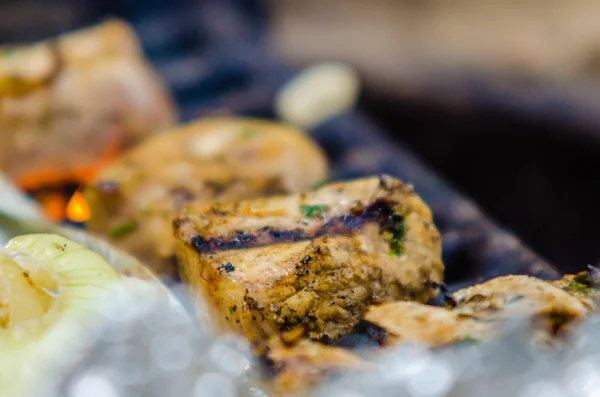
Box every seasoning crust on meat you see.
[85,117,328,276]
[453,275,589,340]
[365,301,491,347]
[367,274,595,349]
[262,334,365,396]
[174,175,443,343]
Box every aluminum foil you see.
[45,283,261,397]
[38,288,600,397]
[313,314,600,397]
[0,173,44,220]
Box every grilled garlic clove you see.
[275,62,360,129]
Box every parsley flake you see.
[240,128,258,139]
[108,221,138,238]
[300,204,329,218]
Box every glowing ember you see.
[39,192,68,222]
[17,130,119,223]
[66,191,91,223]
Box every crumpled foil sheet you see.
[313,314,600,397]
[34,283,600,397]
[0,172,44,220]
[44,284,261,397]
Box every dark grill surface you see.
[0,0,560,290]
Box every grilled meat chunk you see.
[0,19,175,188]
[261,332,364,396]
[365,301,491,347]
[86,117,328,276]
[368,275,592,348]
[174,175,443,343]
[453,275,589,341]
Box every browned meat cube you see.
[365,301,491,347]
[260,331,364,396]
[174,175,443,343]
[0,19,176,188]
[367,275,593,349]
[85,117,328,276]
[453,275,589,343]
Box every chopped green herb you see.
[3,48,15,60]
[240,128,258,139]
[573,271,590,285]
[566,268,600,293]
[567,279,591,293]
[386,215,406,256]
[300,204,329,218]
[443,301,453,308]
[108,221,138,238]
[229,305,237,314]
[456,336,480,344]
[140,209,154,217]
[311,180,329,191]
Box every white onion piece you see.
[0,234,123,396]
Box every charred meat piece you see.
[86,118,328,276]
[174,175,443,343]
[0,19,175,188]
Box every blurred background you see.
[268,0,600,274]
[1,0,598,274]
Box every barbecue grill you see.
[6,3,600,397]
[0,0,561,291]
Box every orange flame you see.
[66,191,91,222]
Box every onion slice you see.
[0,234,124,396]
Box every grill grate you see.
[0,0,560,289]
